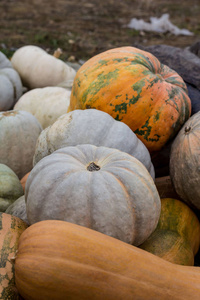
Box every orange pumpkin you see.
[68,46,191,152]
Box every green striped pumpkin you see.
[68,46,191,152]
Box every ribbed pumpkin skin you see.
[69,46,191,152]
[170,111,200,210]
[0,213,28,299]
[26,144,161,246]
[33,109,155,179]
[5,196,29,225]
[15,220,200,300]
[0,164,24,212]
[0,110,42,179]
[139,198,200,265]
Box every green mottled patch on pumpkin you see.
[115,114,123,121]
[165,87,180,112]
[154,111,161,122]
[82,69,120,104]
[98,59,109,66]
[115,94,122,99]
[114,102,128,114]
[135,117,160,142]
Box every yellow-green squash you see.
[139,198,200,265]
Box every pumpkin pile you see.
[0,45,200,299]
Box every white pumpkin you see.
[11,45,76,89]
[0,51,23,111]
[33,109,155,178]
[0,110,42,179]
[26,144,161,246]
[14,86,71,129]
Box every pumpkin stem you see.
[87,162,101,171]
[10,250,18,264]
[185,126,191,134]
[53,48,62,58]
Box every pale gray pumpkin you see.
[5,195,29,224]
[0,163,24,212]
[26,144,161,246]
[0,51,23,111]
[11,45,76,89]
[0,110,42,179]
[33,109,155,179]
[14,87,71,129]
[170,111,200,210]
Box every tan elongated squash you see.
[15,220,200,300]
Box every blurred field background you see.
[1,0,200,61]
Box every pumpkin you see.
[33,109,155,178]
[0,212,28,299]
[15,220,200,300]
[0,51,23,111]
[14,87,71,129]
[11,45,76,89]
[20,172,30,192]
[139,198,200,265]
[5,196,28,225]
[26,144,161,246]
[0,110,42,179]
[0,164,24,212]
[170,111,200,210]
[68,46,191,152]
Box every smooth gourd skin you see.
[15,220,200,300]
[14,87,71,129]
[170,111,200,210]
[139,198,200,265]
[26,144,161,246]
[33,109,155,179]
[11,45,76,89]
[0,164,24,212]
[0,213,28,299]
[68,46,191,152]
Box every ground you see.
[1,0,200,62]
